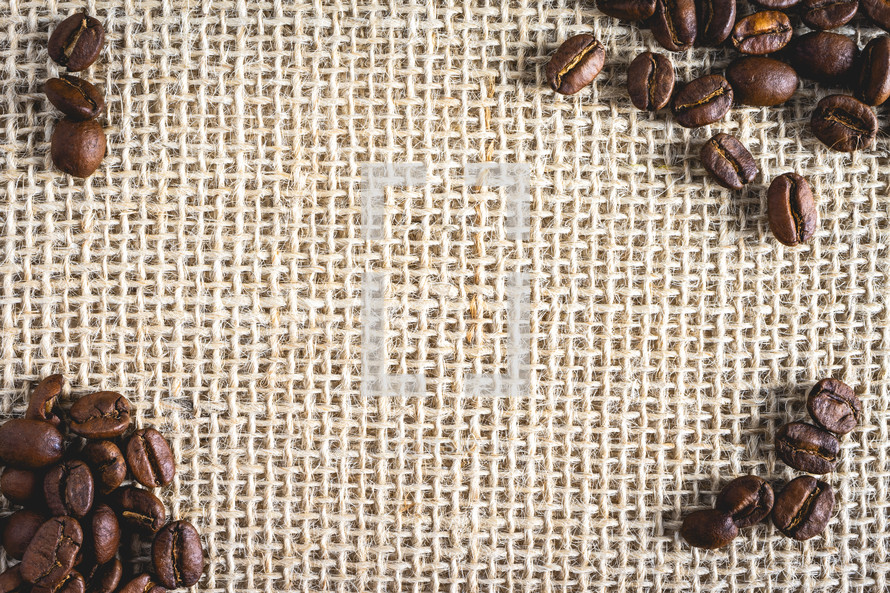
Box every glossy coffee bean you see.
[731,11,793,55]
[650,0,697,51]
[775,421,840,474]
[0,419,64,468]
[152,520,204,588]
[773,476,834,540]
[82,440,126,494]
[627,52,675,111]
[767,173,817,246]
[45,77,104,121]
[3,509,47,560]
[862,0,890,30]
[696,0,736,46]
[700,134,758,190]
[811,94,878,152]
[857,36,890,106]
[127,428,176,488]
[1,467,42,505]
[0,567,26,593]
[726,57,798,106]
[119,574,165,593]
[111,486,166,533]
[546,34,606,95]
[50,118,106,178]
[25,374,64,428]
[755,0,800,7]
[808,378,861,435]
[670,75,733,128]
[48,13,105,72]
[44,459,94,518]
[33,571,85,593]
[787,32,859,85]
[83,560,121,593]
[597,0,657,20]
[715,475,774,528]
[82,504,120,565]
[21,516,83,587]
[801,0,858,29]
[680,509,738,549]
[69,391,130,438]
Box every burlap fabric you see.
[1,1,889,591]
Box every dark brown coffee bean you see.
[81,504,120,565]
[700,134,758,190]
[0,419,64,469]
[111,486,166,533]
[48,13,105,72]
[715,475,774,528]
[126,428,175,488]
[857,36,890,106]
[773,476,834,540]
[731,11,793,55]
[33,571,85,593]
[756,0,801,8]
[21,516,83,587]
[2,467,43,504]
[767,173,817,246]
[863,0,890,29]
[801,0,859,29]
[152,521,203,588]
[787,32,859,85]
[50,118,106,179]
[546,34,606,95]
[44,77,104,121]
[83,560,121,593]
[26,374,64,428]
[696,0,736,46]
[726,57,798,106]
[650,0,697,51]
[0,567,27,593]
[597,0,657,20]
[3,509,47,560]
[44,460,94,518]
[119,574,165,593]
[680,509,738,548]
[811,94,878,152]
[81,441,126,494]
[69,392,130,439]
[670,75,733,128]
[775,421,840,474]
[627,52,675,111]
[808,378,861,435]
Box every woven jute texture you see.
[2,0,890,591]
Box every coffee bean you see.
[25,374,64,428]
[731,11,793,55]
[700,134,758,190]
[81,441,126,494]
[597,0,657,20]
[696,0,736,46]
[726,56,799,106]
[627,52,675,111]
[773,475,834,540]
[119,574,165,593]
[546,34,606,95]
[811,94,878,152]
[755,0,801,7]
[127,428,175,488]
[33,571,85,593]
[650,0,697,51]
[1,467,43,505]
[862,0,890,30]
[802,0,859,29]
[715,475,774,528]
[111,486,166,533]
[83,560,121,593]
[775,421,840,474]
[3,509,47,560]
[69,392,130,439]
[808,378,861,435]
[21,516,83,587]
[44,459,94,518]
[787,32,859,85]
[0,567,27,593]
[44,77,104,121]
[767,173,817,246]
[48,13,105,72]
[50,118,106,178]
[857,36,890,106]
[0,419,64,468]
[81,504,120,565]
[679,509,738,548]
[670,75,733,128]
[152,521,204,588]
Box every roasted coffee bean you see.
[857,36,890,106]
[775,421,840,474]
[1,467,42,505]
[25,374,64,428]
[862,0,890,30]
[21,516,83,587]
[127,428,176,488]
[3,509,47,560]
[696,0,736,46]
[773,476,834,540]
[0,419,64,468]
[34,571,85,593]
[152,521,204,588]
[726,57,798,106]
[811,94,878,152]
[650,0,697,51]
[546,34,606,95]
[50,118,106,179]
[787,32,859,85]
[755,0,800,8]
[111,486,166,533]
[0,567,26,593]
[69,391,130,438]
[700,134,758,190]
[81,441,126,494]
[808,378,861,435]
[731,11,793,55]
[628,52,675,111]
[83,560,121,593]
[44,460,94,518]
[119,574,165,593]
[597,0,657,20]
[48,13,105,72]
[680,509,738,549]
[82,504,120,565]
[715,475,774,528]
[801,0,859,29]
[767,173,817,246]
[670,75,733,128]
[45,77,104,121]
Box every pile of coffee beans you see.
[680,378,860,548]
[0,375,204,592]
[44,13,107,178]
